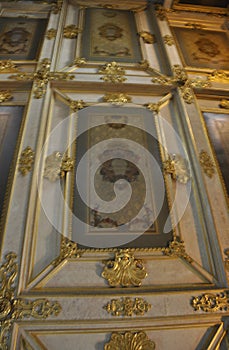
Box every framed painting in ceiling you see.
[0,18,47,60]
[172,27,229,70]
[72,106,172,249]
[203,112,229,197]
[81,8,142,63]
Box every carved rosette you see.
[99,62,126,83]
[163,154,190,184]
[104,332,155,350]
[104,297,151,316]
[0,90,13,103]
[18,147,35,176]
[44,152,74,181]
[102,252,147,287]
[0,253,61,349]
[63,25,82,39]
[199,150,215,178]
[191,292,229,312]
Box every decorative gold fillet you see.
[208,70,229,82]
[219,99,229,109]
[225,249,229,272]
[199,150,215,178]
[0,90,13,103]
[104,297,151,316]
[163,35,175,46]
[103,93,131,105]
[46,28,57,40]
[191,292,229,312]
[0,253,61,350]
[44,152,74,182]
[9,58,74,99]
[139,31,156,44]
[18,147,35,176]
[53,236,81,266]
[102,251,147,287]
[163,236,193,263]
[99,62,126,83]
[63,25,82,39]
[163,154,190,184]
[0,60,19,73]
[104,331,155,350]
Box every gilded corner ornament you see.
[18,147,35,176]
[163,35,175,46]
[44,152,74,182]
[139,31,156,44]
[46,28,57,40]
[191,292,229,312]
[104,332,155,350]
[0,252,61,349]
[103,93,131,105]
[0,90,13,103]
[99,62,126,83]
[10,58,74,99]
[199,150,215,178]
[63,25,82,39]
[163,236,193,263]
[104,297,151,316]
[71,57,86,67]
[67,98,86,112]
[102,251,147,287]
[53,236,81,266]
[163,154,190,184]
[0,60,19,73]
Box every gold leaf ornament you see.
[18,147,35,176]
[104,297,151,316]
[104,331,155,350]
[191,292,229,312]
[102,252,147,287]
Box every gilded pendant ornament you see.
[104,297,151,316]
[63,25,82,39]
[0,60,19,73]
[10,58,74,99]
[163,236,193,263]
[104,331,155,350]
[191,292,229,312]
[0,252,61,350]
[44,152,74,182]
[163,154,190,184]
[219,99,229,109]
[46,28,57,40]
[199,150,215,178]
[102,251,147,287]
[99,62,126,83]
[0,90,13,103]
[53,236,81,266]
[103,93,131,105]
[139,31,156,44]
[163,35,175,46]
[18,147,35,176]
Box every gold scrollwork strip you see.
[18,147,35,176]
[44,152,74,182]
[99,62,126,83]
[163,154,190,184]
[0,60,19,73]
[191,292,229,312]
[102,251,147,287]
[104,297,151,316]
[199,150,215,178]
[104,331,155,350]
[0,252,61,349]
[0,90,13,103]
[208,70,229,82]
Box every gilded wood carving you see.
[18,146,35,176]
[104,332,155,350]
[104,297,151,316]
